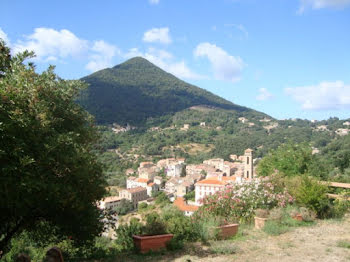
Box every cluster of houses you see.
[99,149,255,217]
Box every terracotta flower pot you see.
[132,234,173,253]
[217,223,239,239]
[254,216,268,229]
[293,214,303,221]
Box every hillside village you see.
[99,117,350,217]
[99,148,255,217]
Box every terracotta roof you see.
[196,179,227,186]
[147,182,155,186]
[222,176,236,182]
[126,187,147,193]
[102,196,121,203]
[136,178,149,183]
[174,197,199,212]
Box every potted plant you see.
[214,217,239,239]
[132,213,173,253]
[254,209,269,229]
[290,209,303,221]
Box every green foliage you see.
[257,142,312,177]
[161,206,197,243]
[0,39,11,77]
[113,199,134,216]
[193,216,220,243]
[184,191,195,201]
[115,218,143,252]
[155,192,170,205]
[0,41,106,254]
[143,213,167,235]
[330,197,350,218]
[79,57,258,125]
[293,176,330,218]
[138,202,148,211]
[1,232,119,261]
[263,206,314,236]
[337,240,350,249]
[197,180,294,223]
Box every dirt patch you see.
[180,143,214,155]
[189,106,216,113]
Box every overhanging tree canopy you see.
[0,40,107,254]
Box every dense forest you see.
[78,57,266,125]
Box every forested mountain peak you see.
[79,57,267,125]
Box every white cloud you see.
[256,88,273,101]
[194,42,245,82]
[125,47,203,80]
[0,28,10,45]
[143,27,172,44]
[13,28,88,61]
[85,40,120,72]
[298,0,350,13]
[285,81,350,110]
[11,27,119,72]
[149,0,160,4]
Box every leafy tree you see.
[0,42,107,255]
[155,192,170,205]
[0,39,11,77]
[113,199,133,216]
[256,143,312,177]
[184,191,195,201]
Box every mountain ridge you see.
[79,57,268,125]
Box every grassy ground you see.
[113,215,350,262]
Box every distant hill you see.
[79,57,266,125]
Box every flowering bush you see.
[196,180,294,223]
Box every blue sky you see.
[1,0,349,120]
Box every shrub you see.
[115,218,143,251]
[330,197,350,218]
[113,199,134,216]
[143,213,167,235]
[166,238,184,251]
[299,207,316,222]
[268,207,284,221]
[198,180,294,223]
[193,216,220,243]
[293,176,330,218]
[138,202,148,211]
[162,206,197,242]
[155,192,170,205]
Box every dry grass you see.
[180,143,214,155]
[120,215,350,262]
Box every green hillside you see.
[79,57,266,125]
